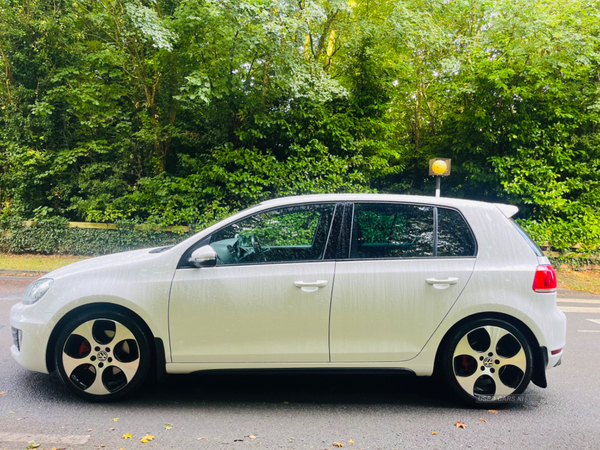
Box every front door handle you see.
[426,277,459,290]
[294,280,328,292]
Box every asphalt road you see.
[1,276,599,450]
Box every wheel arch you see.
[434,311,547,388]
[45,302,164,378]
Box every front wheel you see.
[54,309,151,402]
[442,318,533,404]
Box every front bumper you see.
[10,301,56,374]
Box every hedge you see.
[0,217,192,256]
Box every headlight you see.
[22,278,54,305]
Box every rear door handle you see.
[294,280,328,292]
[426,277,459,290]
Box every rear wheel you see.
[54,309,151,402]
[443,318,533,404]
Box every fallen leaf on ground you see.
[26,441,40,449]
[432,431,438,435]
[140,434,154,443]
[87,429,92,432]
[479,418,487,423]
[0,391,7,395]
[488,410,498,414]
[348,440,355,444]
[198,437,205,440]
[333,443,344,448]
[122,433,132,439]
[454,421,467,429]
[113,418,119,422]
[109,428,115,431]
[17,417,26,420]
[247,435,257,439]
[164,423,173,430]
[234,439,243,442]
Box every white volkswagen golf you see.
[10,194,566,403]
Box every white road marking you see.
[558,298,600,304]
[578,330,600,333]
[0,432,90,445]
[587,319,600,325]
[559,306,600,313]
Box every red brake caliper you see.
[79,340,91,357]
[462,355,474,373]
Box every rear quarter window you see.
[437,208,477,257]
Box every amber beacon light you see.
[429,158,451,197]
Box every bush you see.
[0,217,192,256]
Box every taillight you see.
[533,265,557,293]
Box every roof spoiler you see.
[495,203,519,218]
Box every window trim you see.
[433,206,438,257]
[324,202,353,260]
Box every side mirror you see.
[190,245,217,268]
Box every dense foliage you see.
[1,0,599,251]
[0,216,190,255]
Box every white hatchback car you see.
[10,194,566,403]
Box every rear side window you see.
[437,208,477,257]
[350,203,476,259]
[351,203,434,258]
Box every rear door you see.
[329,203,477,362]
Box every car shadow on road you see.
[149,372,453,407]
[20,370,538,410]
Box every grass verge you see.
[0,253,90,272]
[556,268,600,295]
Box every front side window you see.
[210,204,336,265]
[351,203,434,258]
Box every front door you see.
[169,203,337,363]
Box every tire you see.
[54,309,152,402]
[442,318,533,404]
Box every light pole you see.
[429,158,451,197]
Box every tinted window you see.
[351,203,434,258]
[437,208,477,257]
[210,204,335,265]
